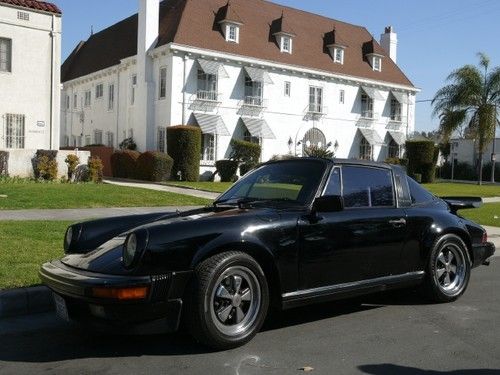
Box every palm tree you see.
[432,53,500,184]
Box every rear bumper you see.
[472,242,496,268]
[39,260,192,334]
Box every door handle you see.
[389,218,407,227]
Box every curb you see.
[0,286,54,319]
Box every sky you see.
[57,0,500,133]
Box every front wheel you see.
[423,234,471,303]
[187,251,269,350]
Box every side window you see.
[324,167,341,196]
[407,177,435,205]
[342,166,394,208]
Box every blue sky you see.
[57,0,500,133]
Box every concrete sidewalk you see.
[485,226,500,249]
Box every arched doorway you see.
[302,128,326,154]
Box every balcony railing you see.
[389,114,404,123]
[360,110,379,120]
[307,103,326,114]
[196,90,219,102]
[243,96,266,107]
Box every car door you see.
[298,165,408,290]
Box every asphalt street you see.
[1,260,499,375]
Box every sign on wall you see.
[36,121,45,128]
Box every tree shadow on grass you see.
[359,364,500,375]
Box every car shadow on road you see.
[0,289,428,364]
[359,364,500,374]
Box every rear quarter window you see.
[407,177,435,205]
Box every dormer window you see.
[217,2,243,44]
[325,27,347,65]
[373,56,382,72]
[271,12,296,54]
[228,25,238,42]
[281,36,292,54]
[334,47,344,64]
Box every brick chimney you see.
[380,26,398,63]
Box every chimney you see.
[138,0,160,59]
[380,26,397,63]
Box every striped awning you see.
[244,67,273,84]
[241,117,276,139]
[194,113,230,136]
[358,128,383,145]
[197,59,229,78]
[391,91,409,104]
[361,86,384,101]
[388,131,406,146]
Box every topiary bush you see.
[230,139,261,164]
[0,151,8,176]
[33,150,58,180]
[110,150,140,178]
[406,141,437,183]
[136,151,174,182]
[167,126,201,182]
[216,160,239,182]
[65,154,80,181]
[88,156,104,183]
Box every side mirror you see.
[313,195,344,213]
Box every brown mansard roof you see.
[62,0,414,87]
[0,0,61,14]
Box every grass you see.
[0,182,211,210]
[461,203,500,228]
[0,221,70,289]
[424,183,500,198]
[165,181,233,193]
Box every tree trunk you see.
[478,152,484,185]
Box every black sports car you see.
[40,158,495,349]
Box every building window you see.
[108,84,115,110]
[284,81,291,97]
[73,94,78,109]
[388,139,400,159]
[361,94,373,118]
[64,136,69,147]
[17,11,30,21]
[0,38,12,73]
[65,95,70,110]
[390,98,402,122]
[334,47,344,64]
[359,137,372,160]
[95,83,104,99]
[302,128,326,154]
[373,56,382,72]
[309,86,323,113]
[5,114,25,149]
[244,76,263,106]
[197,70,218,101]
[340,90,345,104]
[106,132,114,148]
[201,134,215,161]
[94,130,103,145]
[85,135,91,146]
[227,24,239,43]
[84,91,91,107]
[281,36,292,53]
[159,67,167,99]
[71,136,77,147]
[157,127,166,153]
[243,129,260,145]
[131,74,137,105]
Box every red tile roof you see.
[62,0,414,88]
[0,0,61,14]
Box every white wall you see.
[0,4,61,151]
[450,138,500,165]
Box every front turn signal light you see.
[92,286,149,300]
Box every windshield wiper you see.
[214,197,295,208]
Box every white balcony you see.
[360,110,379,120]
[196,90,220,102]
[306,103,327,115]
[242,96,267,108]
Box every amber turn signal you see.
[92,286,149,300]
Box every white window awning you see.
[361,86,384,101]
[194,113,230,136]
[241,117,276,139]
[391,91,409,104]
[388,131,406,146]
[358,128,383,145]
[244,67,274,84]
[197,59,229,78]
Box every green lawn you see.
[0,182,211,210]
[165,181,233,193]
[424,183,500,198]
[461,203,500,228]
[0,221,69,289]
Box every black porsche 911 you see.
[40,158,495,349]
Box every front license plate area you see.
[53,293,70,322]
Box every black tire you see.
[423,234,471,303]
[186,251,269,350]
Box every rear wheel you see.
[187,251,269,350]
[423,234,471,302]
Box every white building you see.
[450,138,500,166]
[61,0,418,178]
[0,0,61,150]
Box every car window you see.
[323,167,341,196]
[407,177,435,205]
[342,166,394,208]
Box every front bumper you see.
[39,260,192,334]
[472,242,496,268]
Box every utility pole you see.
[491,104,497,183]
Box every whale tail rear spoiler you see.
[441,197,483,214]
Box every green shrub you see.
[136,151,174,182]
[119,137,137,151]
[167,126,201,182]
[230,139,261,164]
[406,141,437,183]
[270,154,297,161]
[216,160,239,182]
[240,162,257,176]
[439,161,477,181]
[110,150,140,178]
[88,156,104,183]
[413,173,422,183]
[33,150,58,180]
[65,154,80,181]
[482,163,500,182]
[303,145,334,159]
[0,151,8,176]
[385,157,406,165]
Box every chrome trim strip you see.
[282,271,425,300]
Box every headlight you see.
[122,230,148,269]
[64,224,82,252]
[64,227,73,249]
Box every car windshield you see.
[215,159,327,206]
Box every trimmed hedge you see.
[216,160,239,182]
[406,141,437,183]
[33,150,58,180]
[167,125,201,182]
[230,139,261,164]
[110,150,140,178]
[0,151,8,176]
[137,151,174,182]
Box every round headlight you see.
[64,226,73,250]
[123,233,138,268]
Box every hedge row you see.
[406,141,438,183]
[111,150,173,182]
[438,161,500,182]
[167,126,201,182]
